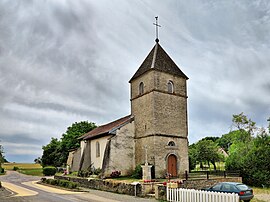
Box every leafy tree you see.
[41,121,96,167]
[232,112,256,142]
[217,130,245,152]
[34,157,42,164]
[225,113,270,187]
[189,140,224,170]
[41,138,62,167]
[201,136,220,142]
[188,144,197,171]
[0,145,5,168]
[242,133,270,187]
[60,121,96,166]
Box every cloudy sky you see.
[0,0,269,163]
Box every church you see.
[67,36,189,178]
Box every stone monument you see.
[141,146,152,180]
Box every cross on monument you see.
[153,16,161,43]
[144,145,148,165]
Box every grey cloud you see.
[0,0,269,161]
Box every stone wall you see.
[70,148,81,172]
[103,121,135,177]
[54,176,141,196]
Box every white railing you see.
[167,187,239,202]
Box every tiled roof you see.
[129,42,188,82]
[79,115,133,140]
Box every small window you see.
[168,81,174,93]
[96,141,100,157]
[139,82,144,95]
[168,141,176,146]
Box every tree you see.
[217,130,245,152]
[189,139,224,171]
[242,133,270,187]
[0,145,4,167]
[34,157,42,164]
[41,138,62,167]
[60,121,96,167]
[225,113,270,187]
[41,121,96,167]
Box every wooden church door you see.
[167,154,177,177]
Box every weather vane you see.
[153,16,161,43]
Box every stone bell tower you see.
[129,40,189,178]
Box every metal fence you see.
[167,187,239,202]
[185,170,240,180]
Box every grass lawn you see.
[251,187,270,202]
[194,161,226,171]
[2,163,43,176]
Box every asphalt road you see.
[0,171,157,202]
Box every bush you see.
[132,165,142,179]
[42,178,78,189]
[0,167,4,173]
[43,166,57,176]
[93,168,102,175]
[110,170,121,178]
[13,166,19,171]
[77,170,91,178]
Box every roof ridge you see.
[80,115,133,140]
[150,42,158,69]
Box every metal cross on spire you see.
[153,16,161,43]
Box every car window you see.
[212,184,222,190]
[237,184,249,191]
[221,184,231,191]
[230,185,238,191]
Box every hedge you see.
[43,166,57,176]
[41,178,78,189]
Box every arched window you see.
[96,141,100,157]
[168,80,174,93]
[168,141,176,146]
[139,82,144,95]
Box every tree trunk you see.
[211,161,217,171]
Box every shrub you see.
[110,170,121,178]
[0,168,4,173]
[13,166,19,171]
[43,166,57,176]
[94,168,102,175]
[42,178,78,189]
[132,165,142,179]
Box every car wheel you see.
[243,200,250,202]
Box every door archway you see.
[167,154,177,177]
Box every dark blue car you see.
[203,182,254,202]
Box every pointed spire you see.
[129,43,188,82]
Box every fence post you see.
[224,171,226,178]
[185,170,188,180]
[206,171,209,180]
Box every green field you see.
[2,163,43,176]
